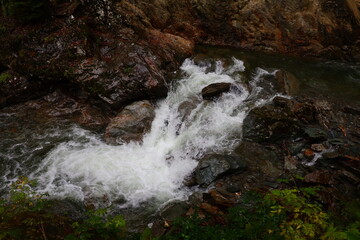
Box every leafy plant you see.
[160,187,360,240]
[0,176,62,240]
[0,176,127,240]
[65,208,126,240]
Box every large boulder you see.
[242,103,301,143]
[104,100,155,144]
[195,154,247,186]
[234,142,282,179]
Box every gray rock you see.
[311,144,327,152]
[234,142,282,178]
[104,100,155,144]
[178,97,200,121]
[159,200,189,221]
[242,104,301,143]
[304,127,328,142]
[195,154,246,186]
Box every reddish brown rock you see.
[208,189,236,207]
[304,149,315,160]
[199,203,224,216]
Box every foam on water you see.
[29,58,276,207]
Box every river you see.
[1,47,359,228]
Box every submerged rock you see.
[274,70,299,96]
[104,100,155,144]
[195,154,246,186]
[201,82,232,100]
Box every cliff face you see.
[132,0,360,59]
[0,0,359,110]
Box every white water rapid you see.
[30,58,277,208]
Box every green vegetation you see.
[1,0,50,23]
[0,177,126,240]
[0,72,11,83]
[1,177,359,240]
[160,187,360,240]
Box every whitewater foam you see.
[29,58,276,207]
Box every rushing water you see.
[0,57,279,209]
[1,49,359,216]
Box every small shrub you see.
[0,176,127,240]
[65,208,126,240]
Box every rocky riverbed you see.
[0,0,360,234]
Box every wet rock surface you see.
[150,95,360,236]
[242,102,301,143]
[1,0,359,113]
[104,100,155,144]
[0,0,359,235]
[195,154,247,186]
[201,82,232,100]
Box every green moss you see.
[0,72,11,83]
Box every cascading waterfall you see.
[4,58,278,208]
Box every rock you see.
[304,170,337,185]
[234,142,282,178]
[284,155,298,170]
[274,70,299,95]
[159,200,189,221]
[0,73,52,108]
[303,149,315,160]
[311,144,327,152]
[104,100,155,144]
[201,82,232,100]
[242,104,301,143]
[178,97,200,121]
[343,106,360,115]
[208,189,236,207]
[150,220,167,238]
[322,151,341,159]
[304,127,328,142]
[328,138,345,146]
[47,199,85,221]
[195,154,247,186]
[183,172,197,187]
[187,192,204,206]
[199,203,224,216]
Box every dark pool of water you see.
[195,45,360,103]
